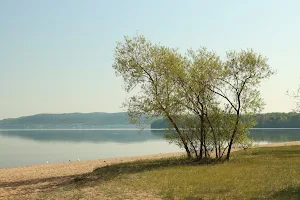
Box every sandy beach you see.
[1,141,300,199]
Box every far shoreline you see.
[2,127,300,132]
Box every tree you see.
[113,35,192,157]
[209,50,274,160]
[288,83,300,113]
[170,48,222,159]
[113,34,274,161]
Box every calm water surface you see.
[1,128,300,168]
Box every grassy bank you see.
[9,146,300,200]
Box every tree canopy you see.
[113,35,274,160]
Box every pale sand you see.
[1,141,300,199]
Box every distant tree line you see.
[0,113,130,125]
[151,112,300,129]
[0,112,149,129]
[256,112,300,128]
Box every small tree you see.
[162,48,222,159]
[210,50,274,160]
[113,35,192,157]
[288,84,300,113]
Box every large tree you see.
[113,35,274,160]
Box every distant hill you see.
[2,112,300,129]
[151,112,300,129]
[0,112,147,129]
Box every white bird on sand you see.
[77,159,80,161]
[46,161,48,164]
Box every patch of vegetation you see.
[151,112,300,129]
[113,35,274,160]
[33,146,300,200]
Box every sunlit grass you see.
[33,146,300,200]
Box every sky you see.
[1,0,300,120]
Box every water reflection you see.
[0,129,167,143]
[1,129,300,144]
[0,129,182,168]
[249,129,300,142]
[1,129,300,168]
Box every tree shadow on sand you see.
[0,157,222,198]
[65,157,223,187]
[0,174,78,198]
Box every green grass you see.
[35,146,300,200]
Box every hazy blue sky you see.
[1,0,300,119]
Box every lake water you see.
[1,128,300,168]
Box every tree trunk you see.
[204,130,208,158]
[205,114,218,158]
[226,113,240,160]
[199,106,205,159]
[218,143,221,159]
[187,133,198,158]
[190,140,198,158]
[166,115,191,158]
